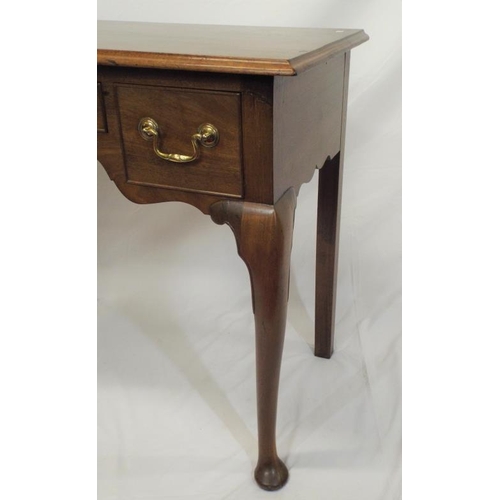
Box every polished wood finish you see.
[315,154,342,358]
[97,66,254,213]
[98,21,368,76]
[315,52,351,359]
[116,84,243,197]
[273,54,345,201]
[97,22,368,491]
[210,188,296,490]
[240,77,274,204]
[97,83,107,132]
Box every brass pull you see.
[138,117,219,163]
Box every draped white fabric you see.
[97,2,401,498]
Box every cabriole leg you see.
[210,188,296,491]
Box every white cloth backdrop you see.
[97,1,401,498]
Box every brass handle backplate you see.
[138,117,219,164]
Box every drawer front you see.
[116,84,243,197]
[97,83,107,132]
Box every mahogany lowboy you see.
[97,21,368,491]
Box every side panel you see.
[273,54,346,201]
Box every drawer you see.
[97,83,107,132]
[115,84,243,198]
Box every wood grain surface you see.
[315,52,351,359]
[98,21,368,75]
[97,24,368,489]
[210,188,297,490]
[273,54,345,201]
[116,84,243,198]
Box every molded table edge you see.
[97,30,369,76]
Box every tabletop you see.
[97,21,368,75]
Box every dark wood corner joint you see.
[97,21,368,491]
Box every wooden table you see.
[97,21,368,491]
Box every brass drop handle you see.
[138,117,219,163]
